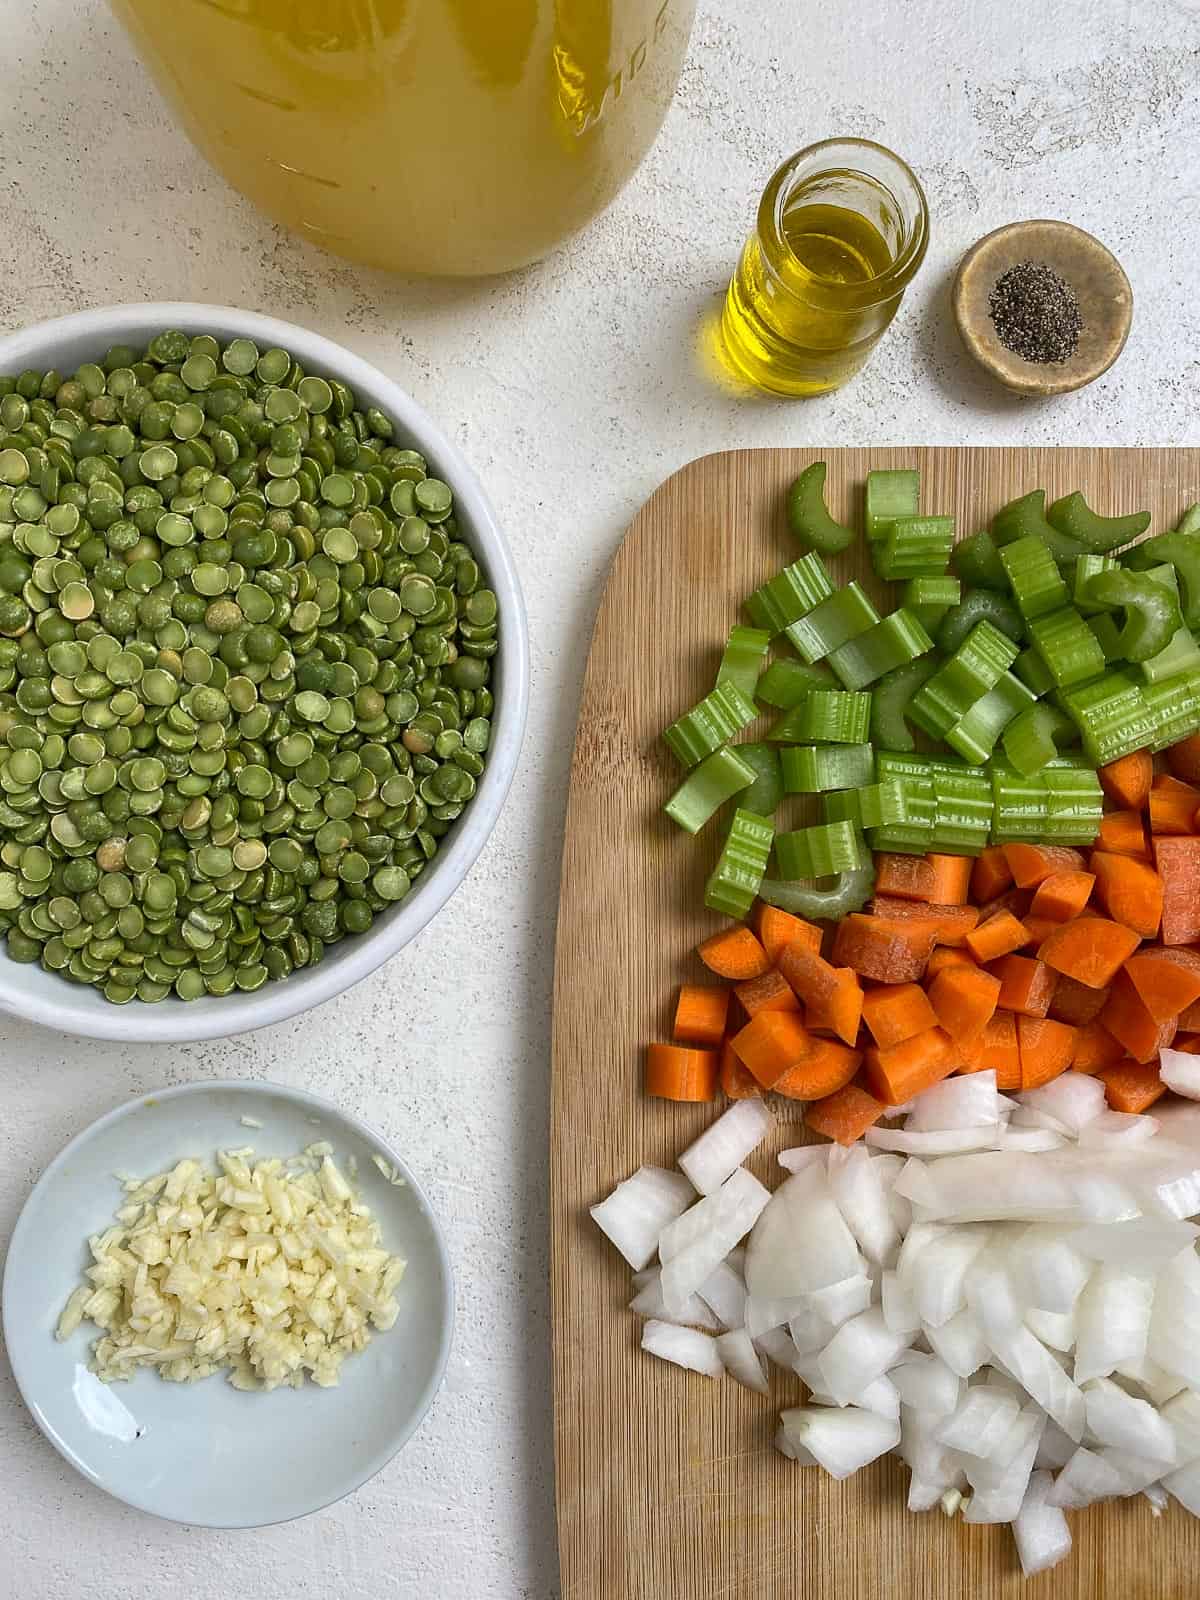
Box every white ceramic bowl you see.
[0,304,528,1041]
[2,1079,454,1527]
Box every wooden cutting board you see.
[551,448,1200,1600]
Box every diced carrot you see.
[989,954,1059,1018]
[1153,836,1200,945]
[645,1043,719,1101]
[1174,1035,1200,1055]
[873,853,936,901]
[1166,734,1200,783]
[734,969,800,1017]
[862,1026,959,1105]
[971,845,1014,903]
[832,914,937,983]
[778,946,864,1045]
[1182,998,1200,1032]
[862,982,937,1048]
[1149,773,1200,836]
[1071,1018,1125,1073]
[1030,870,1096,923]
[774,1036,862,1101]
[755,904,822,967]
[1096,1059,1168,1114]
[868,897,980,946]
[719,1039,761,1098]
[1017,1016,1078,1090]
[1097,809,1150,860]
[925,854,973,907]
[697,925,770,980]
[1002,843,1087,889]
[806,1080,887,1145]
[730,1010,812,1087]
[966,910,1030,964]
[927,964,1001,1047]
[926,947,978,977]
[673,984,731,1047]
[1099,970,1176,1062]
[1038,916,1141,988]
[1124,947,1200,1024]
[1087,851,1163,939]
[960,1011,1021,1090]
[1020,915,1062,950]
[1048,974,1110,1025]
[1099,749,1153,811]
[976,887,1033,923]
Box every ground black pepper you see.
[988,260,1083,365]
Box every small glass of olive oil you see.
[719,139,929,397]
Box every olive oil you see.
[719,143,929,397]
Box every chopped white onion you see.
[660,1168,772,1315]
[1026,1307,1076,1353]
[826,1143,900,1265]
[925,1308,990,1379]
[696,1259,747,1330]
[1035,1420,1077,1471]
[964,1251,1024,1341]
[640,1319,724,1378]
[1077,1110,1160,1149]
[1021,1074,1107,1135]
[891,1352,962,1417]
[809,1273,873,1328]
[755,1325,799,1372]
[629,1269,720,1329]
[777,1145,828,1174]
[744,1293,808,1339]
[1014,1224,1092,1314]
[780,1405,900,1479]
[1150,1241,1200,1390]
[995,1127,1069,1153]
[882,1269,921,1337]
[989,1326,1085,1440]
[936,1388,1021,1457]
[1048,1445,1130,1507]
[678,1099,774,1196]
[856,1374,901,1420]
[1073,1215,1200,1271]
[1160,1047,1200,1101]
[868,1125,1002,1156]
[911,1228,989,1329]
[745,1165,862,1302]
[962,1408,1045,1523]
[817,1309,908,1406]
[905,1071,1004,1131]
[1074,1266,1152,1384]
[1083,1377,1177,1464]
[716,1327,769,1394]
[1160,1389,1200,1464]
[1162,1458,1200,1514]
[787,1300,835,1356]
[1013,1469,1072,1576]
[590,1165,693,1270]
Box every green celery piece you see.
[779,743,875,793]
[1047,491,1151,553]
[869,752,937,851]
[755,658,834,710]
[1087,612,1125,664]
[1000,534,1070,621]
[865,469,920,541]
[732,742,783,815]
[991,488,1088,562]
[1178,505,1200,537]
[757,864,875,919]
[1073,554,1118,614]
[775,819,869,879]
[870,656,940,752]
[716,624,772,699]
[944,672,1037,764]
[1002,702,1078,776]
[902,576,961,611]
[1059,671,1157,766]
[873,515,955,581]
[744,553,834,635]
[1013,646,1055,697]
[1080,569,1181,662]
[785,583,879,664]
[1125,531,1200,630]
[1029,607,1107,688]
[1145,671,1200,752]
[952,529,1009,590]
[662,680,758,768]
[779,688,872,745]
[936,589,1025,652]
[989,762,1048,844]
[785,461,853,555]
[1041,759,1103,844]
[822,780,903,830]
[826,609,933,690]
[821,790,859,825]
[664,746,754,833]
[705,808,774,918]
[909,619,1019,738]
[930,764,994,853]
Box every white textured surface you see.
[1,1,1198,1595]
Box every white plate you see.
[2,1081,454,1527]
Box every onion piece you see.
[925,1308,990,1379]
[716,1327,769,1394]
[817,1309,909,1406]
[856,1374,901,1420]
[891,1353,962,1417]
[964,1251,1024,1341]
[936,1388,1021,1457]
[696,1259,747,1330]
[826,1144,900,1265]
[777,1145,828,1174]
[1035,1420,1077,1471]
[590,1165,694,1270]
[678,1099,774,1196]
[892,1156,938,1207]
[640,1319,724,1378]
[1048,1446,1129,1507]
[745,1165,863,1302]
[1021,1073,1107,1134]
[1077,1111,1160,1149]
[1161,1458,1200,1514]
[904,1071,1004,1131]
[1026,1307,1076,1353]
[1069,1217,1200,1273]
[1074,1266,1153,1384]
[630,1269,721,1329]
[788,1301,835,1356]
[1160,1389,1200,1464]
[1083,1376,1178,1464]
[990,1325,1086,1440]
[1149,1249,1200,1390]
[780,1405,900,1479]
[882,1269,921,1337]
[755,1326,799,1372]
[1160,1047,1200,1101]
[1014,1469,1072,1576]
[773,1423,816,1464]
[1014,1224,1091,1314]
[911,1229,989,1329]
[745,1294,808,1339]
[660,1169,772,1315]
[809,1273,873,1328]
[867,1125,1002,1156]
[1100,1447,1167,1494]
[995,1127,1069,1154]
[961,1407,1045,1523]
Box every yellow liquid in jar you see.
[721,200,903,397]
[108,0,696,277]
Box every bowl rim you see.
[0,303,529,1042]
[1,1077,456,1528]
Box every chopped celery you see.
[716,624,771,698]
[873,515,955,580]
[663,680,759,768]
[780,743,875,793]
[909,619,1019,738]
[1013,645,1056,697]
[865,468,919,541]
[1179,506,1200,537]
[1000,535,1070,621]
[991,489,1087,562]
[1029,607,1107,688]
[775,819,869,879]
[1125,530,1200,630]
[936,589,1024,652]
[945,672,1037,764]
[1142,624,1200,685]
[870,656,940,752]
[705,808,774,917]
[757,864,875,920]
[989,763,1048,844]
[732,742,783,815]
[1146,671,1200,752]
[870,752,936,851]
[1002,702,1078,776]
[930,764,994,853]
[1087,611,1125,663]
[1079,569,1181,662]
[744,553,834,634]
[902,575,961,612]
[821,781,903,830]
[664,746,755,833]
[1072,554,1118,614]
[1041,759,1103,844]
[952,529,1009,590]
[1047,490,1151,553]
[776,688,872,745]
[785,583,879,664]
[826,609,933,690]
[755,658,835,710]
[786,461,853,555]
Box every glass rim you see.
[757,137,930,303]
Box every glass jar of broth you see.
[720,139,930,397]
[108,0,697,277]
